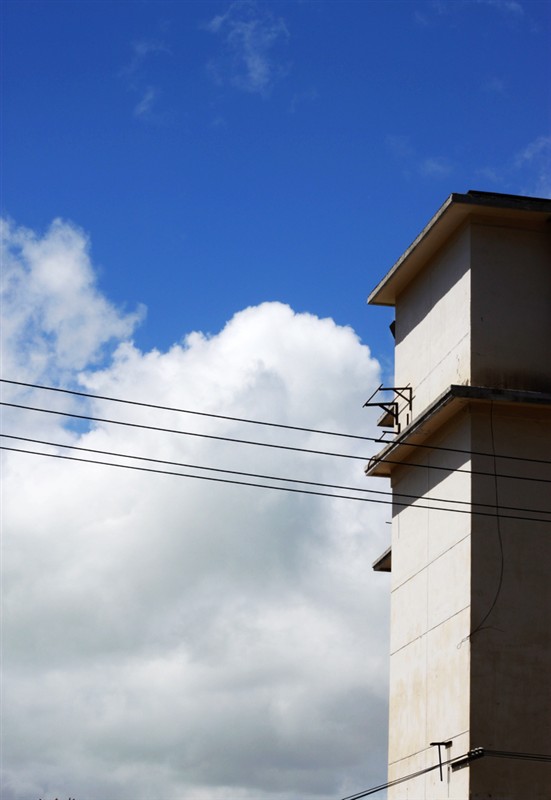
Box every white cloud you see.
[121,38,171,78]
[134,85,158,118]
[515,135,551,197]
[421,0,526,24]
[385,134,414,160]
[475,135,551,197]
[482,75,506,94]
[120,38,171,122]
[205,1,290,95]
[515,135,551,164]
[1,218,390,799]
[419,155,454,178]
[473,0,524,16]
[1,217,144,383]
[385,135,454,180]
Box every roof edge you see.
[368,191,551,307]
[365,384,551,477]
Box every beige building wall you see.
[368,192,551,799]
[388,410,472,799]
[386,401,551,799]
[394,218,551,427]
[394,226,471,421]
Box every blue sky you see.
[4,0,550,362]
[1,2,550,799]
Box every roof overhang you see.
[368,191,551,307]
[372,546,392,573]
[366,385,551,478]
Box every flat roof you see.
[368,190,551,307]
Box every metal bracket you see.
[430,741,453,781]
[363,385,413,434]
[451,747,485,772]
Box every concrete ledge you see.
[365,384,551,477]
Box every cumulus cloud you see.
[1,217,144,382]
[205,0,290,95]
[1,218,390,799]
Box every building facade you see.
[367,191,551,798]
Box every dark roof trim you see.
[372,545,392,573]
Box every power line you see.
[4,399,551,487]
[484,749,551,763]
[3,444,551,523]
[1,401,368,461]
[468,401,504,641]
[3,378,551,467]
[366,452,551,485]
[0,445,395,504]
[1,378,373,442]
[0,433,376,496]
[3,433,551,520]
[341,748,551,799]
[341,751,459,799]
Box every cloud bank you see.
[1,219,390,800]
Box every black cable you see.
[1,378,373,442]
[0,445,401,504]
[0,401,368,461]
[468,401,505,640]
[341,748,472,799]
[3,445,551,523]
[3,378,551,467]
[0,433,379,497]
[367,451,551,485]
[3,433,551,520]
[484,749,551,762]
[340,748,551,800]
[4,401,551,488]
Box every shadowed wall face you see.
[469,405,551,800]
[471,223,551,394]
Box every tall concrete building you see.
[366,191,551,798]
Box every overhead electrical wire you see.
[467,400,504,641]
[1,379,374,441]
[2,443,551,523]
[2,433,551,521]
[0,433,379,496]
[1,445,380,503]
[3,400,551,487]
[366,452,551,484]
[483,749,551,763]
[340,750,465,799]
[340,748,551,799]
[1,400,370,460]
[2,378,551,467]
